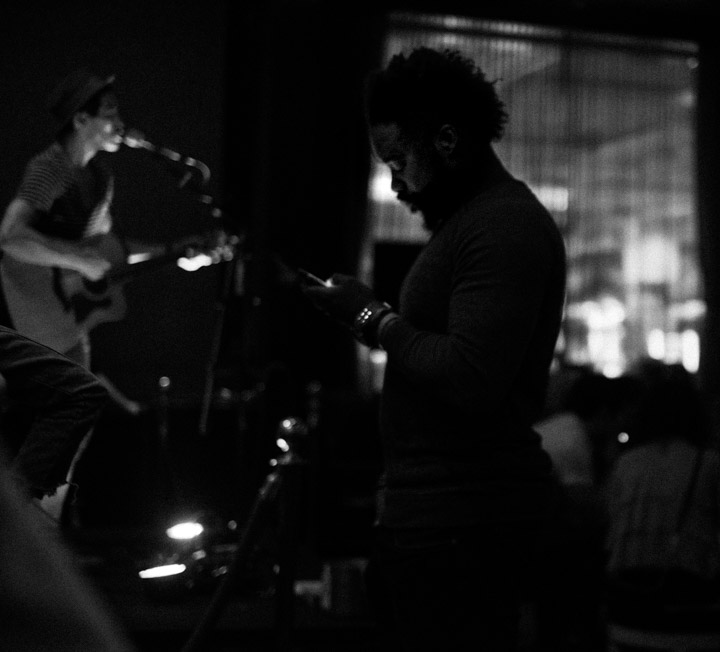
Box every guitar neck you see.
[99,230,235,286]
[105,248,186,285]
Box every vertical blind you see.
[361,13,699,385]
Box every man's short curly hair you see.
[364,47,508,149]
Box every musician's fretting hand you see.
[176,251,214,272]
[175,231,236,272]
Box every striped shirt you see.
[18,142,113,240]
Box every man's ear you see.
[434,124,458,159]
[72,112,90,129]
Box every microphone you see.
[122,128,211,186]
[122,128,156,152]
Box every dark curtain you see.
[224,1,385,393]
[696,32,720,428]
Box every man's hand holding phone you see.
[298,268,331,288]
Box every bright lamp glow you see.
[531,184,569,213]
[647,329,666,360]
[681,329,700,373]
[166,522,204,540]
[369,166,394,203]
[177,254,213,271]
[138,564,187,579]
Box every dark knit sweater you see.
[377,167,567,528]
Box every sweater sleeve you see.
[379,201,562,414]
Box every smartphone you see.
[298,268,330,287]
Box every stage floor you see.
[65,524,382,652]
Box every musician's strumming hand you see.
[77,252,112,281]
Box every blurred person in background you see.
[530,370,642,651]
[603,360,720,623]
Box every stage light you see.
[138,563,187,579]
[166,521,204,540]
[137,556,196,601]
[135,511,246,601]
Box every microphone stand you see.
[125,136,242,437]
[197,236,240,437]
[175,177,243,439]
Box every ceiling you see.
[389,0,712,41]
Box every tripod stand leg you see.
[273,463,306,651]
[198,253,238,437]
[181,469,283,652]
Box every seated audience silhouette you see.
[529,371,641,651]
[603,360,720,626]
[536,370,641,492]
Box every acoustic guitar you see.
[0,229,236,353]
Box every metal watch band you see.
[352,300,393,346]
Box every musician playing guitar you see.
[0,68,216,524]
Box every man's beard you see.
[399,189,443,231]
[399,167,470,232]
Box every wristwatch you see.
[352,300,394,347]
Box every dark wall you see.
[222,2,385,396]
[0,1,229,402]
[696,36,720,429]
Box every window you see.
[360,13,699,389]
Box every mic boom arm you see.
[123,129,211,186]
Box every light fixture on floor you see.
[166,520,204,540]
[137,511,233,600]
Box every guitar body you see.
[52,269,128,333]
[0,233,127,353]
[51,234,128,333]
